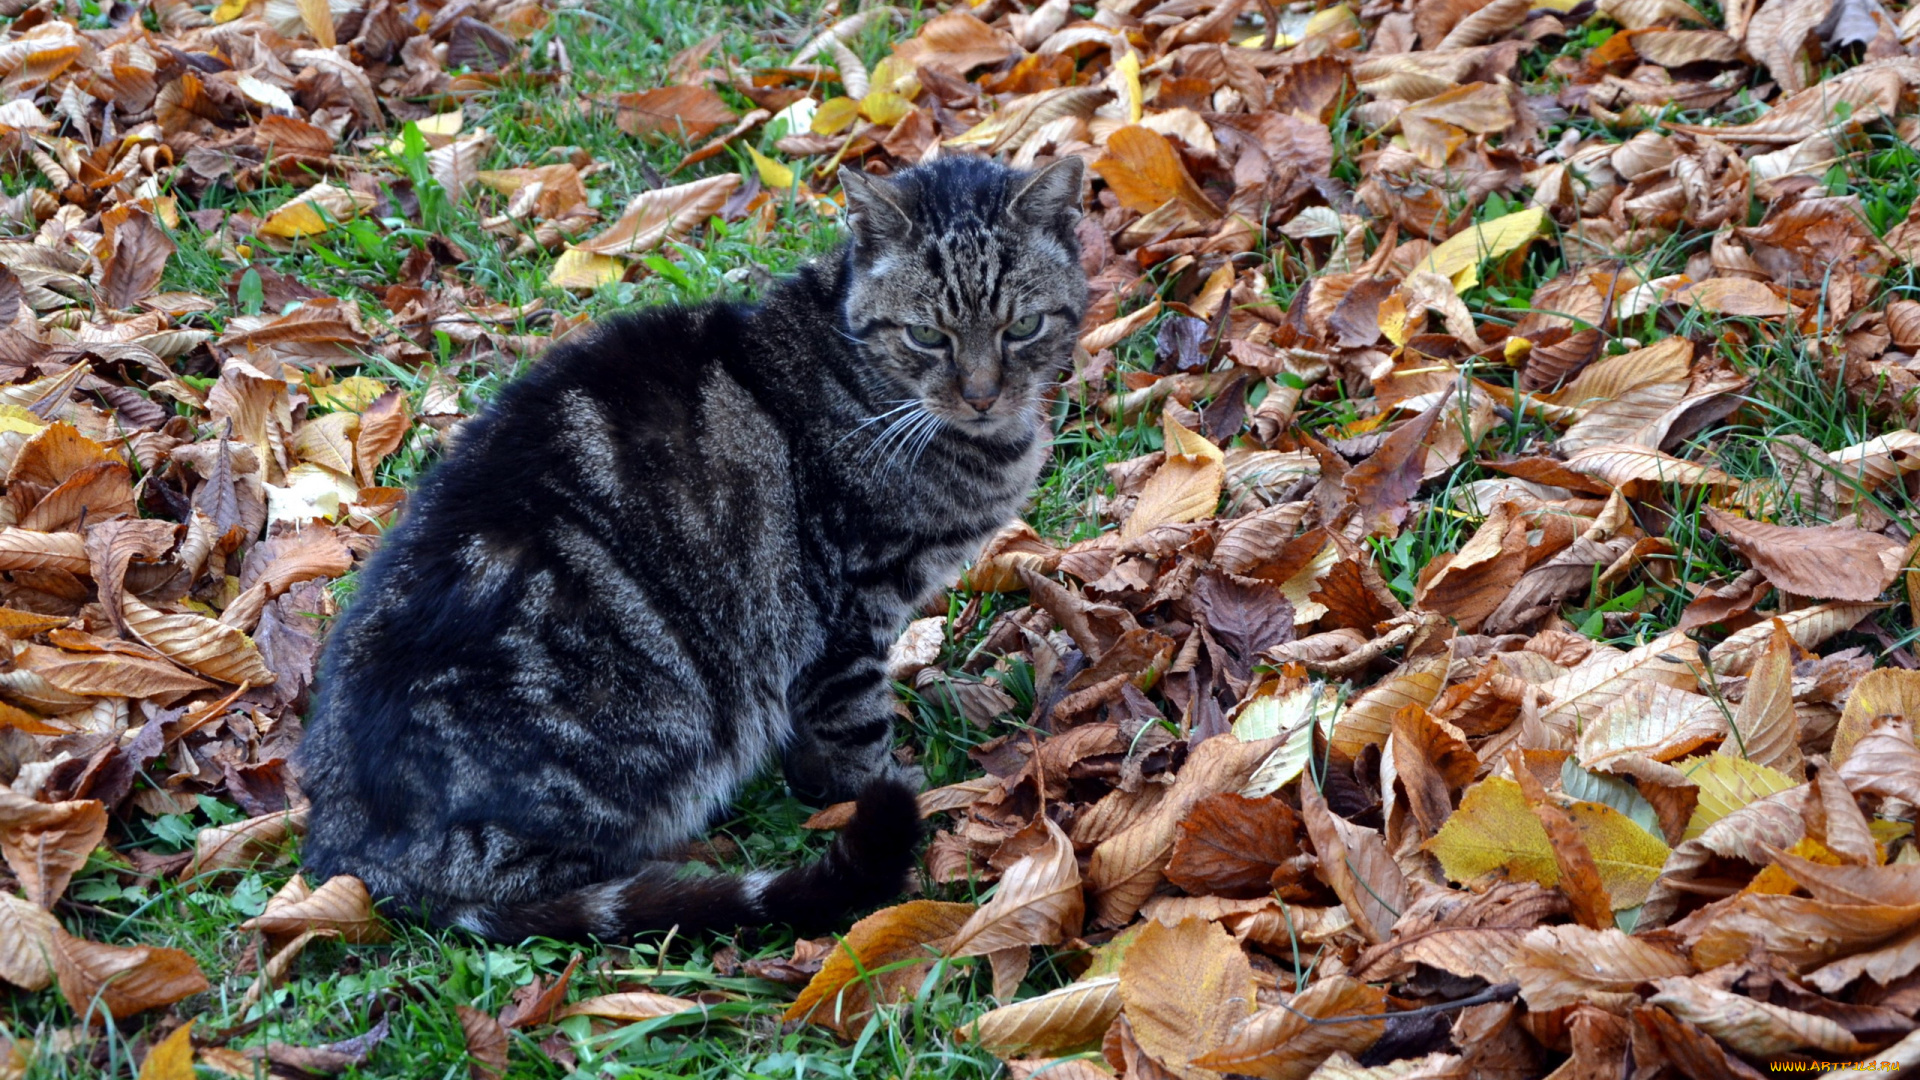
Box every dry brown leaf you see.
[1122,413,1223,539]
[457,1005,508,1080]
[1093,126,1220,222]
[786,900,975,1035]
[946,818,1082,958]
[1191,975,1388,1080]
[1165,793,1304,899]
[611,85,737,139]
[0,789,107,908]
[1300,776,1406,945]
[552,992,702,1022]
[241,874,389,943]
[957,975,1120,1057]
[1721,618,1802,776]
[1087,734,1281,926]
[1832,669,1920,768]
[1506,925,1694,1011]
[0,891,57,990]
[120,594,276,687]
[1704,508,1904,602]
[573,174,740,257]
[1117,917,1256,1080]
[1648,976,1868,1056]
[183,805,308,879]
[50,926,207,1021]
[353,389,410,488]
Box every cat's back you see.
[315,297,811,705]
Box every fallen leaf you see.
[946,818,1082,958]
[1704,508,1905,602]
[50,926,207,1021]
[1117,916,1256,1080]
[786,900,975,1035]
[241,874,389,943]
[457,1005,508,1080]
[0,789,107,907]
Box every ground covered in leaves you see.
[4,0,1920,1077]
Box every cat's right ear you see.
[838,167,914,253]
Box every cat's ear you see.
[1006,156,1085,229]
[838,167,914,251]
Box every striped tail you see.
[439,778,921,943]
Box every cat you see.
[297,155,1090,942]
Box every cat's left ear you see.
[1006,156,1085,230]
[839,167,914,252]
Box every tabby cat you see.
[298,156,1089,941]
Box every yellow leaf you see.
[257,184,372,240]
[138,1019,195,1080]
[309,375,389,413]
[210,0,251,22]
[747,145,796,190]
[296,0,335,48]
[384,109,463,153]
[1419,207,1546,289]
[1122,413,1223,538]
[812,96,863,135]
[1114,49,1143,123]
[0,404,46,436]
[548,248,626,291]
[1679,753,1798,841]
[1832,668,1920,766]
[1426,777,1670,909]
[859,90,915,126]
[1377,292,1410,347]
[1118,917,1255,1080]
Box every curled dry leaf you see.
[1191,975,1389,1080]
[573,174,741,257]
[552,992,702,1022]
[786,900,975,1035]
[957,975,1121,1057]
[1704,508,1905,603]
[1506,925,1694,1011]
[946,817,1082,959]
[0,790,107,908]
[1300,777,1406,944]
[456,1005,508,1080]
[49,926,207,1021]
[183,805,309,880]
[0,892,57,990]
[240,874,390,944]
[120,594,277,687]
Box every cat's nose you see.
[960,377,1000,413]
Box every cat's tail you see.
[438,778,922,943]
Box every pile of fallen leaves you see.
[744,2,1920,1079]
[5,0,1920,1075]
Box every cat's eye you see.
[1005,313,1043,340]
[907,324,947,348]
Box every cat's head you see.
[838,156,1088,440]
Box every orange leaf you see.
[50,926,208,1021]
[1092,126,1220,221]
[0,789,107,908]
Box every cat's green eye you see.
[1005,313,1043,339]
[907,324,947,348]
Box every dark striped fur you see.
[297,157,1089,941]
